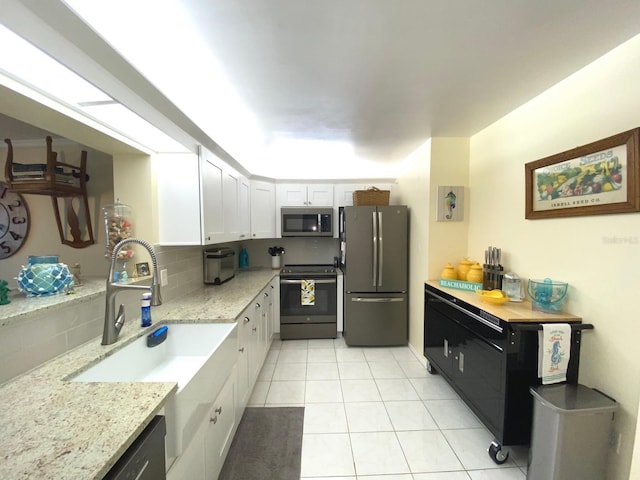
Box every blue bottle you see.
[141,292,152,327]
[239,247,249,269]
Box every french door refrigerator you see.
[340,205,408,346]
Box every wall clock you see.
[0,181,30,259]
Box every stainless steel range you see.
[279,264,338,340]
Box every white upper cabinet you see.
[202,147,252,244]
[201,147,226,245]
[333,183,398,207]
[238,176,251,241]
[276,183,334,207]
[334,184,365,207]
[156,152,202,245]
[250,180,276,239]
[223,167,240,239]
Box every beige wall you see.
[396,140,431,357]
[427,138,470,280]
[469,34,640,480]
[397,138,471,358]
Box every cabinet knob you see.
[244,317,250,323]
[264,292,269,297]
[252,326,257,332]
[215,407,222,415]
[255,303,261,308]
[239,347,245,352]
[210,416,218,424]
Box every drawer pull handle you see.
[210,416,218,424]
[239,347,245,352]
[215,407,222,414]
[459,352,465,373]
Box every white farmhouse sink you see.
[73,323,238,457]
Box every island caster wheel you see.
[426,361,437,375]
[488,441,509,464]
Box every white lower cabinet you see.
[205,364,238,480]
[167,280,275,480]
[167,366,237,480]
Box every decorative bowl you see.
[527,278,568,313]
[16,255,74,296]
[476,289,510,305]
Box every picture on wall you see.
[436,186,464,222]
[525,127,640,219]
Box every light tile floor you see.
[248,335,529,480]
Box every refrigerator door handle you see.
[377,211,383,287]
[372,211,378,287]
[350,297,405,303]
[281,279,337,285]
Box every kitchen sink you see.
[73,323,238,457]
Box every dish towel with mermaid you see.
[538,323,572,384]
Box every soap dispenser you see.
[239,246,249,269]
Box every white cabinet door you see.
[223,167,240,240]
[277,184,308,206]
[205,367,238,480]
[156,152,202,245]
[334,184,365,207]
[201,148,225,244]
[248,300,263,387]
[238,175,251,241]
[236,312,251,412]
[307,184,334,206]
[167,403,207,480]
[250,180,276,239]
[276,183,334,207]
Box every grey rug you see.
[218,407,305,480]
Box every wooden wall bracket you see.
[4,136,95,248]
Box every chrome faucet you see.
[102,238,163,345]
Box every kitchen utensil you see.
[527,278,568,312]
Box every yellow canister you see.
[441,263,458,280]
[457,258,473,281]
[466,263,483,283]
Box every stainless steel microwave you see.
[281,208,333,237]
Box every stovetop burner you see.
[280,264,337,275]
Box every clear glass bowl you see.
[527,278,568,313]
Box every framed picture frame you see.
[135,262,150,277]
[525,128,640,219]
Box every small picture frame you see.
[135,262,150,277]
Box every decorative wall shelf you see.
[4,136,95,248]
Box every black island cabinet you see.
[423,282,590,464]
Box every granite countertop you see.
[0,277,107,327]
[426,280,582,323]
[0,268,277,480]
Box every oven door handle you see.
[351,297,405,303]
[280,279,337,284]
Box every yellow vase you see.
[457,258,473,281]
[440,263,458,280]
[466,263,483,283]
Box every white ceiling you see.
[3,0,640,178]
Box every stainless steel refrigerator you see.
[339,205,408,346]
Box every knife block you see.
[483,264,504,290]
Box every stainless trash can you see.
[527,384,617,480]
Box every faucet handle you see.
[115,304,126,331]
